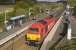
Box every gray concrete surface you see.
[70,16,76,37]
[40,11,65,50]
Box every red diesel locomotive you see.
[25,15,57,45]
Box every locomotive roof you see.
[37,19,47,24]
[44,18,53,23]
[31,23,46,28]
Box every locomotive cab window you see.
[30,28,39,33]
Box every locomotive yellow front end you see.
[26,32,41,41]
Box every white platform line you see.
[67,24,72,40]
[0,24,32,45]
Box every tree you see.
[16,0,36,9]
[0,15,4,24]
[70,0,76,6]
[69,0,76,16]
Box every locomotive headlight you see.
[26,33,31,40]
[37,34,41,41]
[36,38,40,41]
[26,35,29,40]
[27,37,30,40]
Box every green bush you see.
[0,15,4,24]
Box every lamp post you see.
[28,8,32,20]
[4,8,8,31]
[4,9,7,24]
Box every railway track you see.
[0,9,64,50]
[0,21,38,50]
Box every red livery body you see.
[25,15,57,45]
